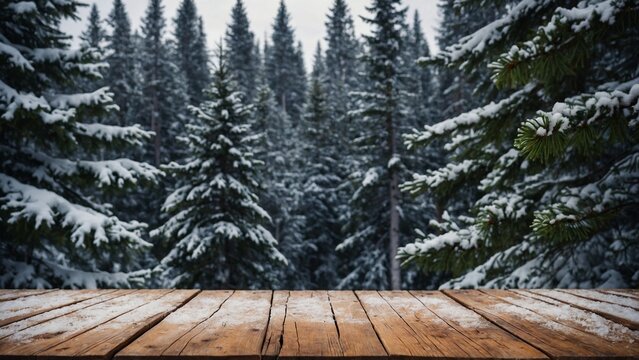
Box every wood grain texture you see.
[327,291,387,359]
[356,290,443,358]
[176,290,272,359]
[261,290,289,360]
[0,289,112,327]
[0,290,171,358]
[600,289,639,300]
[445,289,639,359]
[557,289,639,310]
[0,289,132,340]
[116,290,233,359]
[39,290,198,359]
[410,290,547,359]
[279,290,343,359]
[0,289,53,302]
[527,289,639,330]
[0,289,637,360]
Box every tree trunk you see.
[389,159,401,290]
[387,100,401,291]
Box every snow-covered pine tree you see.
[297,43,344,288]
[153,47,287,289]
[105,0,137,127]
[252,69,309,289]
[140,0,188,166]
[81,4,106,53]
[265,0,307,122]
[400,0,639,288]
[402,10,433,129]
[174,0,210,105]
[78,4,106,94]
[324,0,361,127]
[338,0,409,290]
[0,0,161,288]
[225,0,258,101]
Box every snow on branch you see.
[75,123,153,145]
[532,150,639,242]
[402,159,484,196]
[516,79,639,161]
[0,42,33,71]
[0,257,148,289]
[0,174,151,249]
[428,0,554,66]
[405,84,535,148]
[7,1,38,14]
[0,80,49,120]
[399,223,482,261]
[489,0,630,87]
[50,87,115,109]
[26,151,162,188]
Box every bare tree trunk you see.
[387,94,401,290]
[153,96,160,166]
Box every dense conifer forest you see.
[0,0,637,289]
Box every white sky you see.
[62,0,441,69]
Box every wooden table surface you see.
[0,289,637,359]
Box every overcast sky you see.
[61,0,441,68]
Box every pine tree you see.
[225,0,258,100]
[0,0,161,288]
[265,0,307,122]
[324,0,361,120]
[153,48,287,288]
[78,4,106,94]
[338,0,409,290]
[140,0,188,166]
[298,43,343,288]
[400,0,639,289]
[403,10,432,128]
[105,0,137,127]
[174,0,210,105]
[251,74,309,289]
[81,4,106,51]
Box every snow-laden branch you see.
[0,174,151,249]
[489,0,631,87]
[427,0,555,65]
[405,84,536,148]
[515,78,639,161]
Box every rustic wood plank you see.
[445,289,639,359]
[528,289,639,330]
[557,289,639,310]
[175,290,272,359]
[410,290,547,359]
[279,290,343,359]
[600,289,639,300]
[0,289,53,302]
[356,290,443,358]
[116,290,233,359]
[39,290,198,359]
[261,290,289,360]
[380,290,482,358]
[327,290,387,358]
[506,290,638,348]
[0,289,171,357]
[0,289,132,340]
[0,289,110,327]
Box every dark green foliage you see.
[174,0,210,105]
[265,0,307,122]
[225,0,258,100]
[153,49,286,288]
